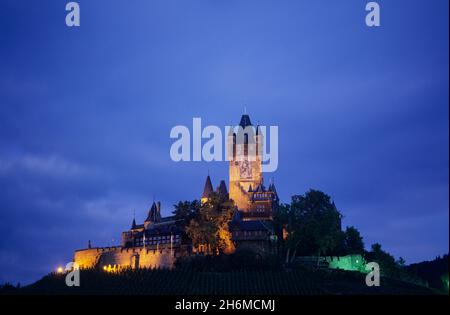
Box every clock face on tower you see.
[239,159,252,179]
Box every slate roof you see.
[145,202,162,223]
[217,180,228,196]
[202,175,214,198]
[239,114,252,128]
[143,223,182,237]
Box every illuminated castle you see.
[73,113,279,269]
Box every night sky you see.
[0,0,448,285]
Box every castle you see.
[73,113,279,270]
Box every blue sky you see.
[0,0,448,285]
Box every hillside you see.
[1,266,440,295]
[406,255,449,291]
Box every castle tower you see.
[201,175,214,205]
[228,114,263,212]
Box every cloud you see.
[0,153,86,177]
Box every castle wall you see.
[73,248,100,268]
[73,247,176,270]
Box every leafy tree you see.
[172,200,200,226]
[185,192,235,254]
[343,226,365,255]
[365,243,398,277]
[276,190,343,262]
[172,200,201,243]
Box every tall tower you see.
[228,114,263,212]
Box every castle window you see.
[244,134,248,155]
[233,133,236,158]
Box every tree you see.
[365,243,397,277]
[343,226,365,255]
[276,190,343,262]
[185,192,235,254]
[172,200,200,226]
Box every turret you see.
[216,180,229,200]
[144,201,162,228]
[201,175,214,205]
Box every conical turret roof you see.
[202,175,214,198]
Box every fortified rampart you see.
[73,246,182,270]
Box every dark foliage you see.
[342,226,365,255]
[1,266,438,295]
[175,249,281,272]
[275,190,343,259]
[406,254,449,292]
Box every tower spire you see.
[202,174,214,199]
[131,210,137,229]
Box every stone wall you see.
[73,246,177,270]
[73,248,100,268]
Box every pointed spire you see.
[145,202,157,222]
[217,180,228,197]
[248,184,253,192]
[131,210,137,229]
[239,114,252,128]
[202,174,214,198]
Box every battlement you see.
[73,245,183,270]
